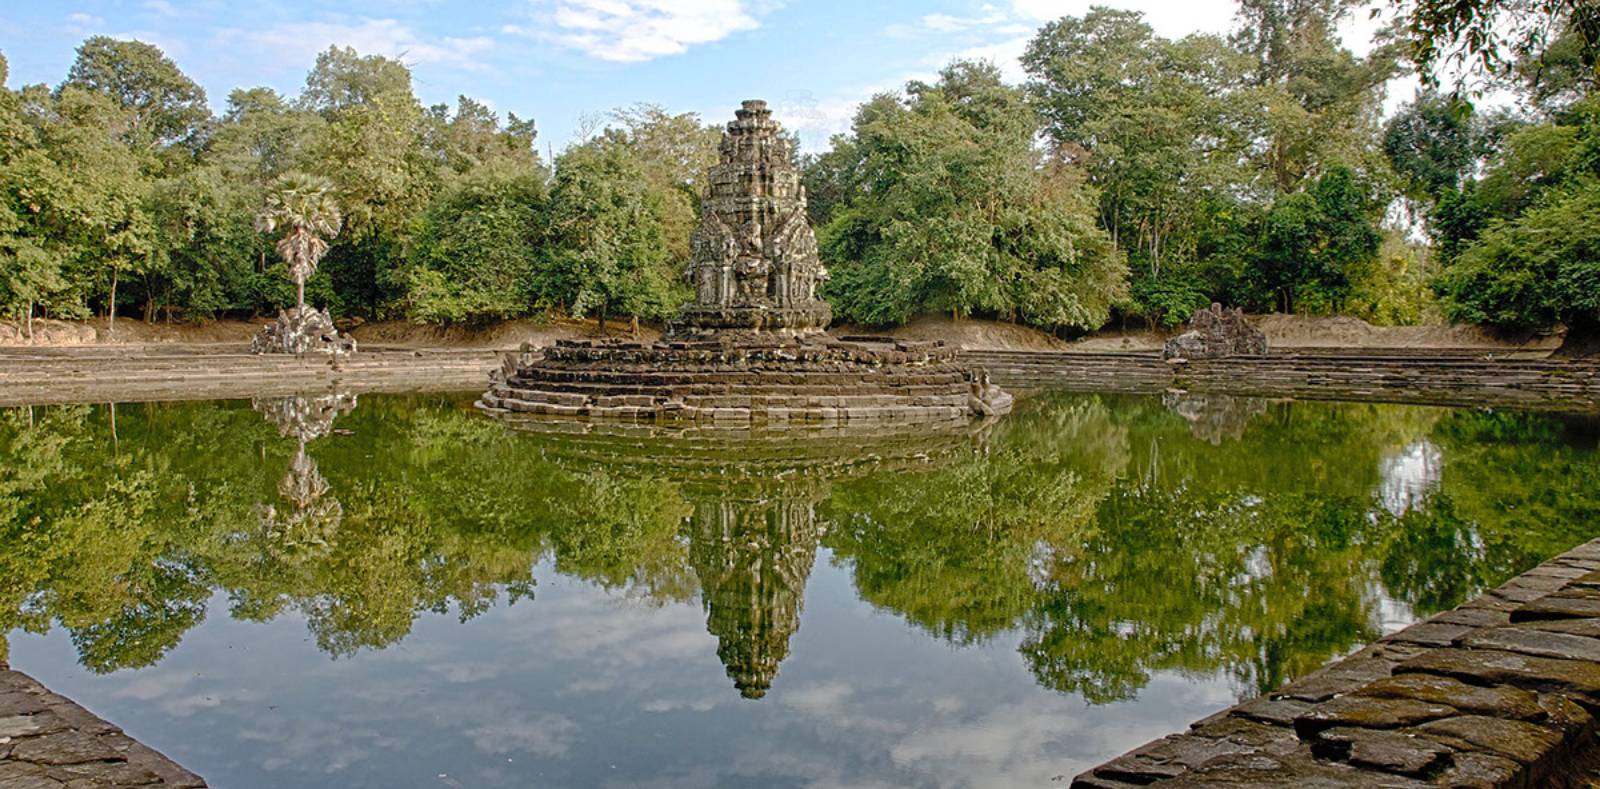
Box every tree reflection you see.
[504,418,986,699]
[250,393,355,559]
[1,392,1598,708]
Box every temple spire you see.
[675,100,831,337]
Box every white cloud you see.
[144,0,178,17]
[218,19,496,72]
[465,713,579,757]
[952,35,1031,83]
[65,12,106,34]
[517,0,762,63]
[920,7,1008,32]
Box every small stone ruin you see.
[1162,303,1268,360]
[250,307,356,357]
[480,100,1013,425]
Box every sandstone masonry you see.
[480,100,1013,425]
[1073,538,1600,788]
[0,663,207,788]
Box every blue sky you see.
[0,1,1395,155]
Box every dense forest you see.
[0,0,1596,337]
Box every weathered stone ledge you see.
[1072,538,1600,788]
[0,662,207,787]
[964,350,1600,412]
[0,347,500,406]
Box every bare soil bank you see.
[0,313,1567,354]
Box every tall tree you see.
[298,48,431,315]
[1432,97,1600,330]
[1233,0,1402,195]
[1391,0,1598,86]
[816,61,1127,331]
[255,173,342,313]
[403,165,548,325]
[1024,10,1253,279]
[61,37,210,161]
[593,105,721,271]
[1248,163,1384,312]
[540,141,678,331]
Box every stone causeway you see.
[1073,537,1600,787]
[0,664,206,788]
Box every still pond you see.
[3,390,1599,787]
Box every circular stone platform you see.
[478,334,1011,425]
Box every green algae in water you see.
[2,391,1598,787]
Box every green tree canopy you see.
[61,36,211,159]
[539,139,679,328]
[815,61,1127,332]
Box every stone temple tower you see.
[673,100,832,338]
[479,100,1013,425]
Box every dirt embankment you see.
[0,313,1569,354]
[845,314,1564,354]
[834,316,1074,352]
[0,318,262,346]
[348,318,659,349]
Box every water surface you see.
[3,391,1599,788]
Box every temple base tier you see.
[669,303,834,337]
[477,335,1013,425]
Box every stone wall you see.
[964,350,1600,412]
[0,346,499,406]
[1072,539,1600,788]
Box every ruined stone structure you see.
[1162,303,1268,360]
[480,100,1012,425]
[250,307,356,357]
[675,100,832,338]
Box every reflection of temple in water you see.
[489,417,982,699]
[1161,391,1269,444]
[689,485,822,698]
[251,392,356,557]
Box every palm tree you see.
[255,173,342,314]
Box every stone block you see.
[1308,726,1453,777]
[1512,595,1600,622]
[1277,656,1399,702]
[8,730,124,765]
[1458,626,1600,663]
[1430,608,1512,628]
[1189,716,1299,752]
[1430,751,1522,788]
[1412,716,1563,765]
[1353,674,1542,720]
[1231,696,1314,727]
[1513,617,1600,639]
[1382,622,1474,648]
[1397,648,1600,703]
[1293,696,1458,738]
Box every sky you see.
[0,0,1405,155]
